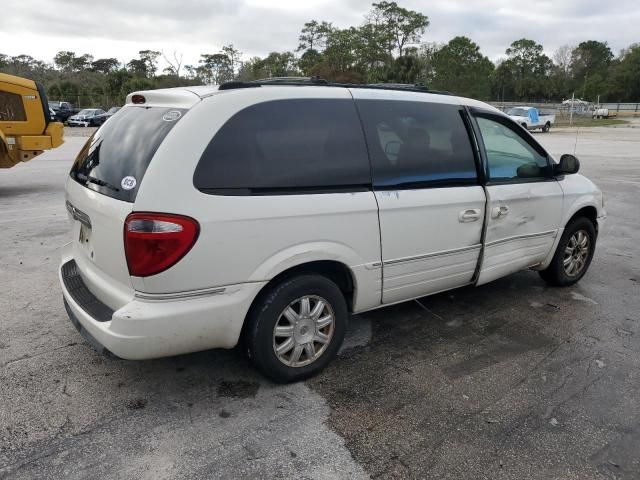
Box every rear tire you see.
[542,122,551,132]
[243,274,348,383]
[539,217,596,286]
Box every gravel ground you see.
[0,125,638,479]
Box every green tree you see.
[127,50,161,78]
[571,41,613,79]
[367,1,429,57]
[298,49,323,76]
[354,22,392,81]
[73,54,94,71]
[54,51,77,72]
[297,20,333,52]
[323,28,360,73]
[502,39,552,100]
[221,44,243,77]
[54,51,93,72]
[430,36,494,99]
[258,52,299,78]
[91,58,120,74]
[198,53,233,84]
[570,41,613,100]
[385,52,422,83]
[607,44,640,101]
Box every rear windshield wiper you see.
[76,173,120,192]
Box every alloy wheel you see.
[563,229,590,277]
[272,295,335,368]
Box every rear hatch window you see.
[70,106,187,202]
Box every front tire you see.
[244,274,348,383]
[539,217,596,286]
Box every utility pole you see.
[570,92,575,126]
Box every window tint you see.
[70,106,187,202]
[194,99,370,194]
[0,91,26,121]
[476,116,550,181]
[356,100,477,188]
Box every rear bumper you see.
[59,258,265,360]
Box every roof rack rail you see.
[252,76,328,85]
[217,77,452,96]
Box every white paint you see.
[60,85,605,365]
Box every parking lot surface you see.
[1,125,639,479]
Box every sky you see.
[1,0,639,71]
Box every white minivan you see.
[60,79,606,382]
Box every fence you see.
[47,95,123,110]
[489,101,640,118]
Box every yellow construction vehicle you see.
[0,73,64,168]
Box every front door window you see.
[476,116,551,182]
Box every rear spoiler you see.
[125,88,202,109]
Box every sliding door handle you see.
[459,208,482,222]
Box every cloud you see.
[0,0,638,69]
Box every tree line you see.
[1,1,639,107]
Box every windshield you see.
[77,109,94,116]
[107,107,120,114]
[70,106,187,202]
[507,108,529,117]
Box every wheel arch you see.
[250,260,357,313]
[537,203,600,271]
[240,260,358,345]
[567,205,598,234]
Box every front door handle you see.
[492,205,510,219]
[459,208,482,222]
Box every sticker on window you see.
[162,110,182,122]
[121,176,137,190]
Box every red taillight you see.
[131,94,146,104]
[124,213,199,277]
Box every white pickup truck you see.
[507,106,555,132]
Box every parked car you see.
[507,106,556,132]
[60,81,606,383]
[48,101,77,122]
[105,106,121,118]
[67,108,107,127]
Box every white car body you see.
[507,106,556,131]
[60,84,605,363]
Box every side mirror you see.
[555,154,580,175]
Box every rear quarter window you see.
[70,106,187,202]
[193,98,371,194]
